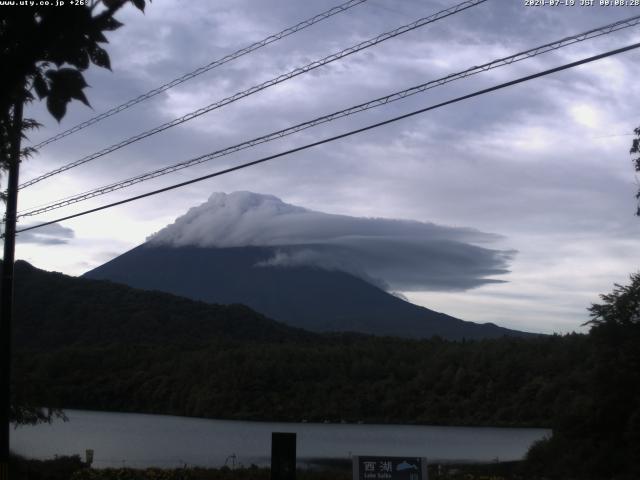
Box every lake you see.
[11,410,550,469]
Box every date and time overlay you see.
[1,0,640,7]
[526,0,640,6]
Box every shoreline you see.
[33,407,553,430]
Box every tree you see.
[587,272,640,326]
[1,0,152,179]
[0,0,150,472]
[526,273,640,479]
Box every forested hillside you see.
[9,260,591,428]
[15,334,588,427]
[11,260,313,349]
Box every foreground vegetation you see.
[5,455,541,480]
[523,273,640,480]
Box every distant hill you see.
[9,260,313,351]
[84,244,533,340]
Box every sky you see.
[4,0,640,334]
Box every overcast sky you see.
[5,0,640,334]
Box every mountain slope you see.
[8,260,313,351]
[84,244,532,340]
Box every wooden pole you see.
[0,99,23,479]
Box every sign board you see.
[353,456,428,480]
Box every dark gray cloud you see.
[257,240,513,292]
[16,223,75,245]
[149,191,513,291]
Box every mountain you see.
[83,191,532,340]
[84,244,531,340]
[8,260,313,351]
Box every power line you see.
[31,0,370,150]
[17,14,640,219]
[19,0,487,190]
[14,41,640,236]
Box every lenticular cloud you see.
[148,191,515,291]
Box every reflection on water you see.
[12,410,550,468]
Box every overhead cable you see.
[14,41,640,236]
[31,0,370,150]
[19,0,487,189]
[17,14,640,218]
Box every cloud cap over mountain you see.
[148,192,514,291]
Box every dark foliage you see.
[0,0,150,121]
[0,0,150,186]
[10,260,590,427]
[9,453,85,480]
[587,272,640,326]
[14,335,590,427]
[525,273,640,479]
[69,466,350,480]
[9,404,66,426]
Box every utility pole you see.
[0,99,23,479]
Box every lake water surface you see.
[11,410,550,468]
